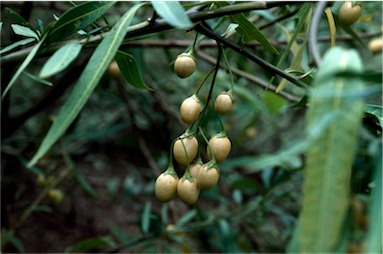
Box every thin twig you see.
[194,47,300,102]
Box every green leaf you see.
[73,168,97,198]
[365,150,382,253]
[261,91,286,114]
[11,24,39,40]
[115,51,152,90]
[0,38,35,55]
[23,71,53,86]
[48,1,115,43]
[365,104,383,127]
[1,229,26,253]
[141,201,152,234]
[64,236,115,253]
[27,3,146,168]
[298,47,365,252]
[151,1,193,29]
[2,35,47,99]
[215,1,279,55]
[178,209,197,226]
[5,7,31,27]
[274,3,313,91]
[107,221,130,243]
[39,43,82,79]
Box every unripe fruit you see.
[207,135,231,163]
[177,178,199,205]
[196,165,220,190]
[214,92,234,115]
[173,136,198,165]
[180,95,201,124]
[36,174,46,187]
[190,163,202,179]
[108,61,121,78]
[174,54,196,78]
[339,1,362,26]
[155,173,179,202]
[368,38,383,54]
[47,189,63,205]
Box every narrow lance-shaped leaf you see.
[27,3,146,168]
[39,43,82,79]
[2,35,47,99]
[47,1,115,43]
[115,51,152,90]
[0,38,35,55]
[11,24,40,40]
[151,1,193,29]
[215,1,279,55]
[5,7,31,26]
[365,150,382,253]
[298,47,365,252]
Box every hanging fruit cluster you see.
[154,43,235,205]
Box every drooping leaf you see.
[5,7,31,27]
[107,221,130,243]
[2,35,47,99]
[72,168,97,198]
[1,229,26,253]
[115,51,152,90]
[151,1,193,29]
[221,23,239,38]
[365,104,383,128]
[64,236,115,253]
[365,150,382,253]
[39,43,82,79]
[23,71,53,86]
[298,47,365,252]
[0,38,35,55]
[324,7,336,47]
[274,3,313,92]
[47,1,115,43]
[276,5,311,93]
[141,202,152,234]
[27,3,146,168]
[11,24,39,40]
[214,1,279,55]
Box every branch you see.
[1,1,300,64]
[194,23,309,90]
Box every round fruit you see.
[36,174,46,187]
[190,163,202,179]
[180,95,201,124]
[339,1,362,26]
[174,54,196,78]
[368,38,383,54]
[177,178,199,205]
[196,165,219,190]
[207,135,231,163]
[47,189,63,205]
[173,136,198,165]
[155,173,179,202]
[214,92,234,115]
[108,61,121,78]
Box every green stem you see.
[220,45,235,94]
[199,127,216,163]
[189,46,222,133]
[195,67,215,95]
